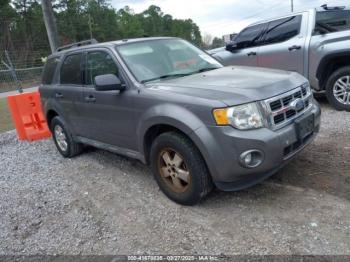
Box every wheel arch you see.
[317,52,350,90]
[137,104,207,165]
[46,109,59,130]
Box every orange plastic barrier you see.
[7,91,51,142]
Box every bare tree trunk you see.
[42,0,59,53]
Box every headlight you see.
[213,102,264,130]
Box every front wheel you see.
[150,132,213,206]
[325,66,350,111]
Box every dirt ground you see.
[0,97,349,255]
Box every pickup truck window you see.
[234,23,266,48]
[60,53,83,85]
[116,39,222,83]
[315,10,350,34]
[86,51,119,85]
[263,15,302,45]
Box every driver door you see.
[78,48,137,149]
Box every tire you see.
[325,66,350,111]
[50,116,83,158]
[150,132,213,206]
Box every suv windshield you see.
[115,39,222,83]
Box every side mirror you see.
[225,41,239,52]
[94,74,124,91]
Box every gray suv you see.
[40,37,321,205]
[210,6,350,111]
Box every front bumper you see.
[193,102,321,191]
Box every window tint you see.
[235,23,266,48]
[60,53,82,85]
[86,51,118,85]
[263,16,302,44]
[316,11,350,34]
[42,57,59,84]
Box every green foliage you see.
[211,37,225,49]
[1,0,204,66]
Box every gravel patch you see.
[0,98,349,255]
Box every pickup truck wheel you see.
[150,132,213,206]
[51,116,83,158]
[325,67,350,111]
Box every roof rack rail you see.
[320,4,346,11]
[56,39,98,52]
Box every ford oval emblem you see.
[290,98,304,111]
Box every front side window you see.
[263,15,302,45]
[234,23,266,48]
[60,53,82,85]
[86,51,119,85]
[116,39,222,83]
[315,10,350,34]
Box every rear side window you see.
[316,10,350,33]
[235,23,266,48]
[60,53,82,85]
[42,57,59,84]
[86,51,119,85]
[263,15,302,45]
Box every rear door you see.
[257,14,306,74]
[78,48,136,149]
[217,23,267,66]
[56,52,84,134]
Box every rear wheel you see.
[51,116,83,158]
[150,132,213,206]
[325,66,350,111]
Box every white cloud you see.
[111,0,349,37]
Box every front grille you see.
[264,84,312,129]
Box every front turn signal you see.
[213,108,229,125]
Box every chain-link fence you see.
[0,51,45,93]
[0,66,44,93]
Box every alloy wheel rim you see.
[54,125,68,152]
[333,76,350,105]
[158,148,191,193]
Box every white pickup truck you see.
[210,5,350,111]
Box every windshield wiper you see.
[195,67,219,73]
[141,73,192,83]
[141,67,219,83]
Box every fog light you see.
[239,150,264,168]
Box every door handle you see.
[288,45,301,51]
[55,93,63,99]
[247,52,257,56]
[85,95,96,103]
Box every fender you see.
[137,103,204,152]
[136,103,223,179]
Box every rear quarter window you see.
[42,57,59,85]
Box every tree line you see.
[0,0,226,68]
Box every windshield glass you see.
[115,39,223,83]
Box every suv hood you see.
[146,66,306,106]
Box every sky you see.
[111,0,349,38]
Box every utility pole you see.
[42,0,59,53]
[291,0,294,12]
[88,14,93,39]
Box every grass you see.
[0,98,14,133]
